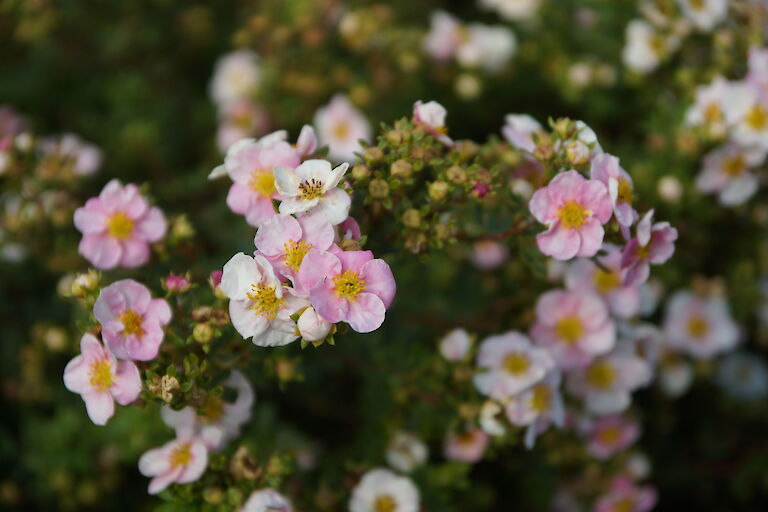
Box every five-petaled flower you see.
[275,159,351,225]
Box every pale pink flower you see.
[274,159,351,225]
[677,0,727,32]
[423,11,462,62]
[349,468,419,512]
[444,428,489,463]
[747,47,768,102]
[658,356,694,397]
[74,179,167,269]
[582,415,640,460]
[663,290,739,359]
[565,244,641,319]
[479,0,542,21]
[338,216,362,242]
[473,331,555,399]
[239,489,293,512]
[685,76,732,137]
[470,239,509,270]
[505,371,565,448]
[385,432,428,473]
[439,328,472,361]
[296,306,332,342]
[63,333,141,425]
[314,94,370,162]
[731,88,768,149]
[40,133,102,176]
[209,50,261,108]
[138,432,209,495]
[502,114,542,153]
[93,279,172,361]
[620,210,678,287]
[530,289,616,369]
[215,99,271,152]
[220,253,309,347]
[567,350,651,414]
[590,154,638,236]
[529,170,613,260]
[456,24,516,73]
[696,143,765,206]
[298,249,396,333]
[413,100,452,145]
[593,477,657,512]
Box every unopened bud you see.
[369,178,390,198]
[193,323,214,344]
[402,209,421,228]
[428,181,449,201]
[390,159,412,179]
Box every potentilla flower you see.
[715,351,768,401]
[209,50,261,108]
[274,159,351,225]
[63,333,141,425]
[40,133,102,176]
[529,170,613,260]
[747,47,768,101]
[696,143,765,206]
[663,290,739,359]
[565,244,641,319]
[456,23,517,73]
[502,113,543,153]
[215,99,270,153]
[412,100,452,145]
[473,331,555,399]
[314,94,371,162]
[423,11,463,62]
[593,477,657,512]
[220,252,309,347]
[677,0,727,31]
[439,328,472,361]
[685,76,733,138]
[93,279,172,361]
[582,414,640,460]
[349,468,420,512]
[138,432,209,495]
[470,239,509,270]
[74,179,167,269]
[530,289,616,369]
[620,210,678,287]
[254,214,334,292]
[505,371,565,448]
[298,249,396,333]
[567,350,651,415]
[385,432,428,473]
[589,154,638,236]
[443,428,489,463]
[296,306,332,342]
[731,88,768,149]
[239,489,293,512]
[479,0,542,21]
[622,19,673,73]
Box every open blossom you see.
[530,289,616,369]
[40,133,102,176]
[594,477,657,512]
[385,432,428,473]
[748,47,768,101]
[565,244,641,319]
[138,432,209,495]
[677,0,727,31]
[622,19,674,73]
[505,371,565,448]
[456,23,516,73]
[94,279,172,361]
[275,159,351,225]
[502,113,542,153]
[590,154,638,235]
[730,88,768,149]
[583,414,640,460]
[63,333,141,425]
[439,328,472,361]
[239,489,293,512]
[413,100,452,145]
[696,143,765,206]
[74,179,167,269]
[685,76,733,137]
[529,170,612,260]
[663,290,739,359]
[424,11,463,61]
[209,50,261,108]
[621,210,678,287]
[220,253,308,347]
[444,428,489,463]
[658,356,694,397]
[479,0,542,21]
[473,331,555,399]
[349,468,419,512]
[314,94,370,161]
[298,249,396,333]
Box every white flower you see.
[385,432,428,473]
[220,253,309,346]
[239,489,293,512]
[349,468,420,512]
[210,50,261,107]
[479,399,507,436]
[663,290,739,359]
[684,76,733,138]
[40,134,102,176]
[658,358,693,397]
[502,114,542,153]
[423,10,463,62]
[314,94,371,161]
[696,143,765,206]
[439,328,472,361]
[456,24,517,73]
[274,159,351,225]
[622,19,674,73]
[677,0,727,32]
[478,0,542,21]
[505,371,565,448]
[731,90,768,149]
[412,100,452,145]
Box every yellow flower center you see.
[723,155,746,177]
[689,0,705,10]
[333,269,366,300]
[597,426,622,446]
[530,384,552,413]
[248,169,276,197]
[299,178,324,200]
[557,200,589,229]
[119,309,145,336]
[617,178,633,204]
[503,352,530,376]
[457,432,477,445]
[247,284,284,319]
[88,359,114,392]
[283,239,312,271]
[650,35,666,56]
[332,121,350,140]
[634,243,651,261]
[687,315,709,339]
[555,315,584,344]
[198,397,225,423]
[704,102,722,124]
[746,103,768,131]
[373,495,396,512]
[107,212,134,240]
[586,361,617,390]
[170,443,192,468]
[614,497,636,512]
[594,268,621,294]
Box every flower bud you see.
[369,178,390,198]
[402,209,421,228]
[193,323,214,344]
[164,273,191,293]
[170,214,195,240]
[471,181,491,199]
[351,164,370,180]
[71,269,101,297]
[363,146,384,162]
[297,307,332,342]
[565,140,590,166]
[390,159,413,179]
[428,181,449,201]
[446,165,467,184]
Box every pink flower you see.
[620,210,678,287]
[254,214,334,292]
[413,100,453,145]
[74,179,167,269]
[505,371,565,448]
[473,331,555,399]
[583,415,640,460]
[40,133,102,176]
[298,249,396,333]
[63,333,141,425]
[685,76,733,137]
[444,428,489,463]
[748,47,768,102]
[209,269,223,289]
[94,279,172,361]
[314,94,371,162]
[423,11,462,62]
[138,432,209,495]
[439,329,472,361]
[339,216,362,241]
[274,159,351,225]
[164,273,191,293]
[565,243,641,319]
[593,477,657,512]
[567,350,651,414]
[530,289,616,369]
[590,154,638,237]
[470,239,509,270]
[663,290,739,359]
[696,143,765,206]
[502,114,542,153]
[239,489,293,512]
[529,170,612,260]
[215,99,271,153]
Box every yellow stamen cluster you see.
[107,212,134,240]
[687,315,710,339]
[89,359,114,392]
[332,121,350,140]
[557,200,589,229]
[613,498,637,512]
[594,269,621,294]
[248,169,276,197]
[333,270,366,300]
[586,361,617,390]
[247,284,284,319]
[373,495,397,512]
[634,243,652,261]
[119,309,145,336]
[299,178,324,200]
[198,397,225,423]
[530,384,552,412]
[503,353,531,376]
[555,315,584,344]
[746,103,768,131]
[704,102,722,125]
[722,155,746,177]
[283,239,312,271]
[597,426,621,446]
[617,178,633,204]
[170,443,193,468]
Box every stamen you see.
[333,270,366,300]
[247,284,284,319]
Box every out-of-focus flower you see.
[568,350,651,414]
[657,175,683,202]
[730,88,768,149]
[424,11,463,62]
[658,356,694,397]
[663,290,739,359]
[590,154,638,236]
[412,100,452,145]
[40,133,102,176]
[314,94,371,162]
[583,414,640,460]
[456,24,516,73]
[239,489,293,512]
[74,180,167,269]
[505,371,565,448]
[349,468,419,512]
[479,0,542,21]
[621,210,678,287]
[439,328,472,361]
[677,0,727,32]
[696,143,765,206]
[622,20,676,73]
[138,432,209,495]
[747,47,768,101]
[385,432,428,473]
[216,99,271,153]
[94,279,172,361]
[209,50,261,108]
[63,333,141,425]
[275,159,351,225]
[164,273,191,293]
[444,428,489,463]
[685,76,733,138]
[480,399,507,436]
[716,351,768,401]
[502,114,542,153]
[470,239,509,270]
[593,476,657,512]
